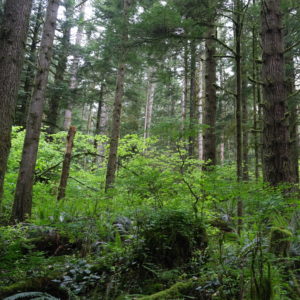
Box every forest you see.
[0,0,300,299]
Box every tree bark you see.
[105,0,130,191]
[144,68,156,140]
[252,1,260,181]
[261,0,295,185]
[234,0,244,236]
[11,0,59,222]
[63,1,85,130]
[242,66,249,181]
[286,54,299,183]
[18,0,44,127]
[203,28,217,166]
[198,52,205,161]
[188,40,197,157]
[57,126,76,200]
[181,43,189,136]
[0,0,32,203]
[47,0,74,134]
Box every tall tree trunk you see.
[63,2,85,130]
[242,67,249,181]
[234,0,244,236]
[261,0,295,185]
[57,126,76,200]
[286,54,299,183]
[188,40,197,157]
[235,0,243,182]
[18,0,44,127]
[198,52,205,160]
[0,0,32,203]
[94,83,106,166]
[144,68,156,140]
[105,0,130,191]
[252,1,260,180]
[47,0,74,134]
[203,27,217,166]
[181,43,189,136]
[95,84,104,137]
[11,0,59,222]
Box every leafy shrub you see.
[137,209,208,268]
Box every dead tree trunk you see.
[11,0,59,222]
[57,126,76,200]
[0,0,32,204]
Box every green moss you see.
[269,227,292,257]
[0,275,68,299]
[139,280,194,300]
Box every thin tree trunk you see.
[182,43,189,136]
[286,55,299,183]
[235,0,243,182]
[11,0,59,222]
[188,40,197,157]
[234,0,244,236]
[86,103,93,135]
[105,0,130,191]
[252,1,260,180]
[57,126,76,200]
[63,2,85,130]
[0,0,32,203]
[261,0,295,185]
[94,83,106,166]
[242,67,249,181]
[203,27,217,166]
[18,0,44,127]
[144,68,156,140]
[198,53,205,161]
[47,0,74,134]
[95,84,104,135]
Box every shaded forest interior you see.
[1,0,300,299]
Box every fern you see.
[3,291,60,300]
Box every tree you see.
[63,2,86,130]
[105,0,131,191]
[261,0,295,185]
[17,0,45,127]
[46,0,75,134]
[203,26,217,166]
[144,67,157,140]
[12,0,60,222]
[0,0,33,204]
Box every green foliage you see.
[136,209,207,268]
[2,131,300,299]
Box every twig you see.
[69,176,100,192]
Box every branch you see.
[284,40,300,54]
[248,76,265,86]
[75,0,88,8]
[213,55,235,59]
[69,176,100,192]
[212,37,237,56]
[214,84,237,97]
[288,89,300,99]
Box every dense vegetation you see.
[0,0,300,299]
